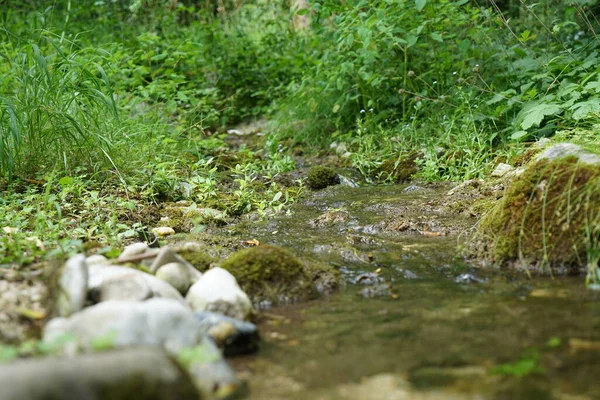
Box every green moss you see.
[477,156,600,272]
[375,153,418,183]
[307,166,339,190]
[219,244,314,300]
[177,250,214,272]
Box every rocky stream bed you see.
[1,144,600,400]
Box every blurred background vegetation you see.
[1,0,599,262]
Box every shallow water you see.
[230,184,600,400]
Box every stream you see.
[224,183,600,399]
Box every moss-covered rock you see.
[307,166,339,190]
[219,245,314,301]
[475,145,600,273]
[375,153,419,183]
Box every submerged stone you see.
[195,311,260,356]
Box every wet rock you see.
[219,245,315,303]
[491,163,514,177]
[88,265,184,304]
[353,272,385,285]
[56,254,88,317]
[186,267,254,321]
[455,273,486,284]
[156,262,193,294]
[118,242,150,262]
[402,184,423,193]
[0,347,200,400]
[44,299,203,353]
[195,311,260,356]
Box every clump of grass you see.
[0,31,120,179]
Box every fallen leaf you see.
[17,308,45,320]
[242,239,260,246]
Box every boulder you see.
[0,347,200,400]
[186,268,253,321]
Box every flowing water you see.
[228,183,600,400]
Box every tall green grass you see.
[0,30,121,179]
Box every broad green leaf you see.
[405,35,418,48]
[58,176,74,186]
[458,39,471,53]
[415,0,427,11]
[332,104,341,113]
[570,98,600,120]
[430,32,443,42]
[511,130,529,140]
[520,103,562,130]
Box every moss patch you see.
[375,152,418,183]
[307,166,339,190]
[219,244,314,301]
[476,156,600,272]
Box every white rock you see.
[156,263,192,294]
[150,246,203,282]
[88,265,184,304]
[44,299,202,354]
[186,268,253,321]
[56,255,89,317]
[42,299,242,397]
[85,254,108,265]
[118,242,149,261]
[96,273,152,302]
[490,163,514,177]
[152,227,175,237]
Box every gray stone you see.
[95,273,152,302]
[43,299,203,354]
[186,268,253,321]
[118,242,150,262]
[195,311,260,356]
[0,347,200,400]
[156,262,192,294]
[536,143,600,165]
[150,246,203,284]
[88,265,184,304]
[56,255,88,317]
